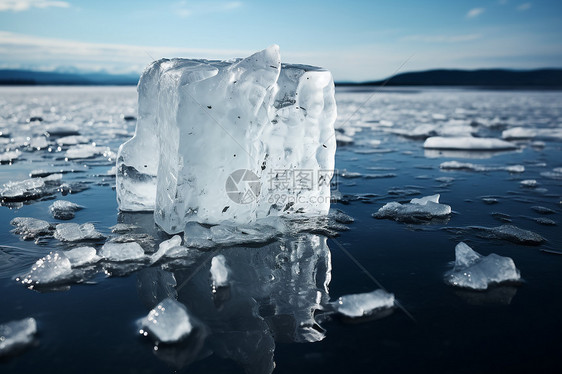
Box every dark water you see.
[1,86,561,373]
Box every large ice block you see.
[117,45,337,233]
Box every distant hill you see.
[2,68,562,87]
[0,69,139,85]
[337,68,562,87]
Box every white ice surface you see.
[64,246,100,267]
[210,254,229,288]
[440,161,525,173]
[16,251,73,286]
[49,200,82,220]
[54,223,104,242]
[374,194,451,221]
[99,242,145,262]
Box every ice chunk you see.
[65,246,100,267]
[440,161,524,173]
[55,135,89,146]
[99,242,145,262]
[534,217,556,226]
[1,178,46,202]
[11,217,53,240]
[520,179,537,188]
[49,200,83,220]
[0,318,37,357]
[183,222,215,249]
[28,136,49,150]
[54,223,105,242]
[150,235,184,263]
[140,298,193,343]
[540,167,562,180]
[447,224,545,245]
[445,242,521,290]
[424,136,517,150]
[117,46,337,233]
[210,254,229,289]
[65,144,106,159]
[502,127,562,140]
[531,206,555,214]
[0,150,22,164]
[333,289,394,318]
[16,251,73,287]
[373,194,451,222]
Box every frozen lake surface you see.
[1,86,561,373]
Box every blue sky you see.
[0,0,561,81]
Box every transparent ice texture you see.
[445,242,521,290]
[0,318,37,357]
[54,223,105,242]
[373,194,451,222]
[99,242,145,262]
[10,217,52,240]
[333,289,395,318]
[49,200,82,220]
[140,298,193,343]
[64,246,100,267]
[117,45,337,233]
[16,251,73,287]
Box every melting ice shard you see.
[117,45,337,233]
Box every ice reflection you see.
[137,232,332,373]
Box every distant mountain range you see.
[1,68,561,87]
[338,68,562,87]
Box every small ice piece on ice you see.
[333,289,395,318]
[117,45,337,233]
[183,222,214,249]
[1,178,46,202]
[520,179,537,188]
[65,144,105,159]
[49,200,83,220]
[28,136,49,150]
[110,223,139,233]
[10,217,52,240]
[373,194,451,222]
[16,251,73,286]
[440,161,524,173]
[99,242,145,262]
[0,318,37,357]
[445,242,521,290]
[150,235,184,263]
[54,223,105,242]
[210,254,229,289]
[424,136,517,150]
[0,150,22,164]
[140,298,193,343]
[64,246,100,267]
[55,135,89,146]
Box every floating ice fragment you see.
[502,127,562,140]
[210,255,229,289]
[65,144,107,159]
[531,206,555,214]
[424,136,517,150]
[0,318,37,357]
[16,251,73,286]
[54,223,105,242]
[11,217,53,240]
[440,161,524,173]
[183,222,215,249]
[1,178,46,202]
[444,242,521,290]
[373,194,451,222]
[49,200,83,220]
[540,167,562,180]
[447,224,545,246]
[520,179,538,188]
[150,236,185,263]
[333,289,395,318]
[0,149,21,163]
[64,246,100,267]
[534,217,556,226]
[99,242,145,262]
[55,135,89,146]
[117,46,337,233]
[140,298,193,343]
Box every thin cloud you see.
[0,0,70,12]
[466,7,485,19]
[173,1,242,18]
[517,2,532,11]
[401,34,482,43]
